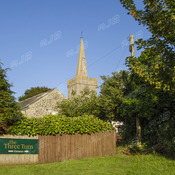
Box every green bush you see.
[8,115,114,136]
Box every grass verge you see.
[0,154,175,175]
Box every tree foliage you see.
[99,70,132,121]
[0,61,22,134]
[119,0,175,156]
[120,0,175,91]
[18,86,51,101]
[57,90,101,118]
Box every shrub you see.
[8,115,114,136]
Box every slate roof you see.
[20,89,54,109]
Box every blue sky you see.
[0,0,150,99]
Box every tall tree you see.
[120,0,175,155]
[0,61,22,133]
[120,0,175,91]
[99,70,132,121]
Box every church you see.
[67,36,98,99]
[20,36,98,118]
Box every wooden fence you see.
[38,130,116,163]
[0,131,116,165]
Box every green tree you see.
[0,61,22,134]
[99,70,132,121]
[57,90,101,118]
[120,0,175,91]
[19,86,51,101]
[120,0,175,155]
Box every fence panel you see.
[38,130,116,163]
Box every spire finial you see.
[81,31,83,38]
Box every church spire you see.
[67,35,98,99]
[76,36,88,79]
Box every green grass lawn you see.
[0,154,175,175]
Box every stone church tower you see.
[67,36,98,99]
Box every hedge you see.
[8,115,114,136]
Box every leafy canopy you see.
[119,0,175,155]
[99,70,132,121]
[120,0,175,91]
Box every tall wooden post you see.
[130,34,141,147]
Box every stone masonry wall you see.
[67,77,98,99]
[22,88,66,118]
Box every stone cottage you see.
[20,88,66,118]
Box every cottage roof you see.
[20,89,55,109]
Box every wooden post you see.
[129,35,135,57]
[130,34,141,147]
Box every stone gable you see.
[21,88,66,118]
